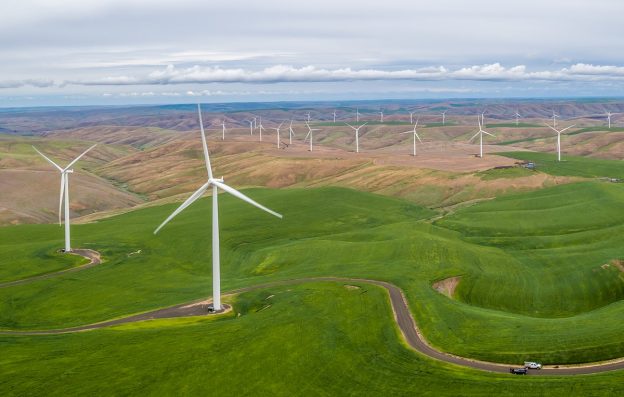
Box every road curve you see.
[1,276,623,376]
[0,249,101,288]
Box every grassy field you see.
[3,283,623,396]
[498,151,624,179]
[1,183,623,373]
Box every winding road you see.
[1,270,623,376]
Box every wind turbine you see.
[258,117,266,141]
[401,118,422,156]
[333,110,337,123]
[345,122,367,153]
[221,120,226,140]
[288,120,296,144]
[245,119,254,135]
[306,112,311,123]
[468,116,495,158]
[154,105,282,312]
[32,143,97,252]
[481,110,486,128]
[552,110,559,128]
[379,110,384,123]
[253,117,257,129]
[304,122,320,152]
[442,111,446,125]
[356,108,360,122]
[546,123,575,162]
[272,121,284,149]
[409,110,416,124]
[514,110,521,126]
[607,111,615,129]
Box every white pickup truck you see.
[524,362,542,369]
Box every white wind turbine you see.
[356,108,360,122]
[253,117,257,129]
[333,110,337,123]
[546,123,575,162]
[221,120,226,140]
[409,110,416,124]
[304,122,321,152]
[258,117,266,141]
[306,112,311,123]
[468,116,495,158]
[607,111,615,129]
[245,119,254,135]
[32,144,97,252]
[272,121,284,148]
[345,122,367,153]
[155,105,282,312]
[552,109,559,128]
[514,110,521,126]
[481,110,486,127]
[379,110,384,122]
[401,118,422,156]
[442,111,446,125]
[288,120,296,144]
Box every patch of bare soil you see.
[344,285,361,290]
[432,276,461,298]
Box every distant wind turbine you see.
[154,105,282,312]
[288,120,295,144]
[442,111,446,125]
[306,112,311,123]
[379,110,384,122]
[607,111,615,129]
[272,121,284,149]
[401,118,422,156]
[333,110,337,123]
[481,111,486,128]
[253,117,257,129]
[356,108,360,122]
[546,123,575,162]
[221,120,226,140]
[345,122,367,153]
[514,110,521,126]
[552,110,559,128]
[469,116,495,158]
[245,119,254,135]
[409,110,416,124]
[32,143,97,252]
[304,122,321,152]
[258,117,266,141]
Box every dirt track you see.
[1,275,623,376]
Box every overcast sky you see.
[1,0,624,106]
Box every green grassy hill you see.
[1,185,624,394]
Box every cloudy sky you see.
[1,0,624,106]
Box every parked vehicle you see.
[524,362,542,369]
[510,368,528,375]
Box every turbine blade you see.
[559,125,575,133]
[415,133,422,143]
[64,143,97,170]
[345,123,355,130]
[197,104,214,179]
[468,130,480,142]
[546,124,559,133]
[212,180,282,219]
[154,181,211,234]
[482,130,495,137]
[32,146,63,171]
[58,173,65,225]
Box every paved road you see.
[0,249,101,288]
[1,275,623,376]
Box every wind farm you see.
[2,0,624,395]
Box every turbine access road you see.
[1,275,623,376]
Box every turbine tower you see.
[401,118,422,156]
[32,144,97,252]
[356,108,360,122]
[246,119,254,135]
[304,122,320,152]
[546,123,575,162]
[306,112,311,123]
[468,116,495,158]
[607,111,615,129]
[379,110,384,122]
[221,120,226,140]
[272,121,284,149]
[155,105,282,311]
[333,110,337,123]
[345,122,367,153]
[442,111,446,125]
[409,110,416,124]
